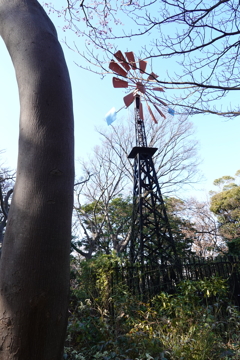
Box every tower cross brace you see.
[128,94,178,266]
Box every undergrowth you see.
[64,254,240,360]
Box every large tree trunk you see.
[0,1,74,359]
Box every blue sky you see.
[0,3,239,201]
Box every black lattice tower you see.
[128,94,178,266]
[108,50,178,266]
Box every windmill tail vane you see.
[105,50,175,125]
[105,106,125,126]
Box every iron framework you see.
[128,94,178,266]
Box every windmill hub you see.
[136,82,146,94]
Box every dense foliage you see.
[72,195,196,260]
[73,196,132,259]
[64,254,240,360]
[210,171,240,255]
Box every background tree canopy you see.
[210,171,240,253]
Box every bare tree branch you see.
[45,0,240,117]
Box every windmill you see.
[108,50,179,267]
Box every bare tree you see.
[180,198,226,257]
[73,113,200,258]
[98,114,201,194]
[73,136,132,258]
[46,0,240,118]
[0,1,74,359]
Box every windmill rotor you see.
[109,50,174,124]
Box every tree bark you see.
[0,1,74,359]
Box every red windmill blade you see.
[114,50,131,72]
[109,50,174,123]
[109,60,128,77]
[148,72,159,81]
[124,92,135,107]
[112,77,128,88]
[125,51,137,70]
[146,101,158,124]
[139,60,147,73]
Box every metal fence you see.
[109,256,240,305]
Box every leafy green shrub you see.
[64,255,240,360]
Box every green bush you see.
[64,255,240,360]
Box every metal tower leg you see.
[128,146,178,266]
[127,94,178,267]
